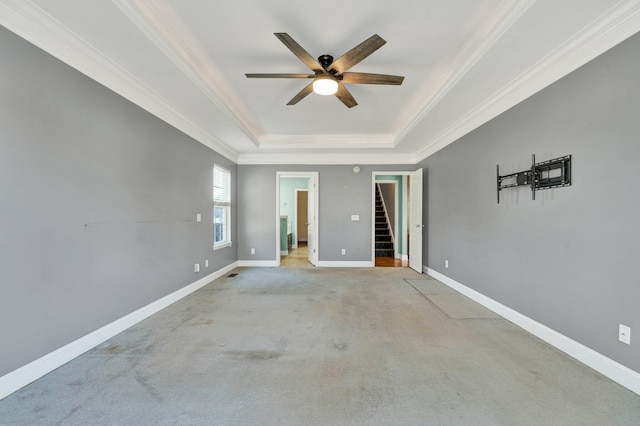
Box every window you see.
[213,164,231,249]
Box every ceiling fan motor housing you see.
[318,54,334,70]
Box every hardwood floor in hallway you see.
[375,256,408,267]
[280,241,311,267]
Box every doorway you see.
[276,172,319,267]
[372,169,423,272]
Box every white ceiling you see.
[2,0,640,164]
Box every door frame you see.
[276,172,319,266]
[372,170,423,271]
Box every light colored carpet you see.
[406,279,499,319]
[1,267,638,425]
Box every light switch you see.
[196,213,202,222]
[351,215,359,221]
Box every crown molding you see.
[391,0,538,148]
[258,134,395,149]
[112,0,262,147]
[414,0,640,162]
[237,151,417,165]
[0,0,240,163]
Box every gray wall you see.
[418,32,640,373]
[238,165,415,262]
[0,27,237,376]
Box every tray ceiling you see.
[1,0,639,164]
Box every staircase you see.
[375,185,394,257]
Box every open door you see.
[409,168,423,273]
[307,174,318,266]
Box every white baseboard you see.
[426,267,640,396]
[0,261,238,401]
[317,261,374,268]
[237,260,279,267]
[280,250,289,256]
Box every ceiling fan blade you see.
[341,72,404,85]
[274,33,323,71]
[287,82,314,105]
[246,73,314,79]
[334,83,357,108]
[329,34,386,74]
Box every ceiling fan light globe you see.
[313,78,338,95]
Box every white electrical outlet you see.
[196,213,202,223]
[619,324,631,345]
[251,248,255,255]
[445,259,449,269]
[205,260,209,268]
[341,249,346,255]
[194,263,200,273]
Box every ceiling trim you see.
[413,0,640,162]
[113,0,263,147]
[258,134,395,149]
[237,152,417,165]
[391,0,537,148]
[0,0,240,162]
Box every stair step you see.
[376,243,393,250]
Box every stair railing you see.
[376,183,395,245]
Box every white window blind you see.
[213,164,231,249]
[213,164,230,206]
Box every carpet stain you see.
[189,319,214,326]
[529,369,544,380]
[224,350,282,361]
[136,374,163,403]
[332,342,348,351]
[102,344,125,355]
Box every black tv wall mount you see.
[496,154,571,203]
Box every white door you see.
[409,168,423,273]
[307,176,318,266]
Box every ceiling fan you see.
[246,33,404,108]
